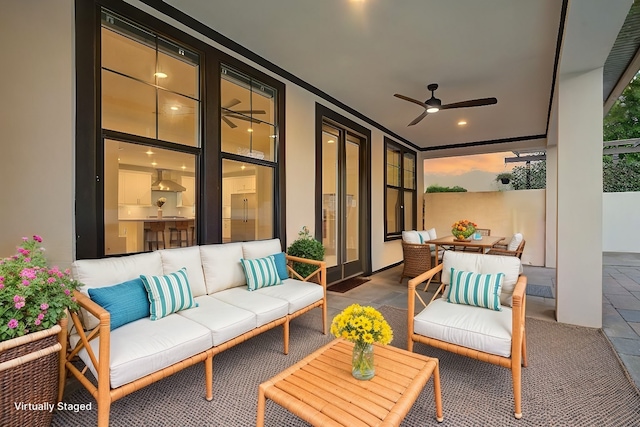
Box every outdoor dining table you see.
[426,235,506,268]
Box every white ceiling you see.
[161,0,631,157]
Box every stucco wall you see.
[603,192,640,253]
[0,0,75,268]
[424,190,546,266]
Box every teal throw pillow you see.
[88,278,150,330]
[448,268,504,311]
[240,256,282,291]
[271,252,289,280]
[140,268,197,320]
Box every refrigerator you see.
[231,193,256,241]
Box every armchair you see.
[399,241,441,287]
[487,233,525,259]
[407,251,528,418]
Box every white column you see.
[545,146,557,268]
[555,69,603,327]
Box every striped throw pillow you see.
[448,268,504,311]
[240,256,282,291]
[140,268,197,320]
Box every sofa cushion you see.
[212,288,289,327]
[271,252,289,280]
[72,251,163,329]
[414,298,513,358]
[448,269,503,311]
[158,246,206,297]
[240,256,282,291]
[441,251,522,307]
[426,227,438,240]
[87,278,150,330]
[178,296,257,346]
[200,243,246,293]
[254,279,324,314]
[242,238,283,259]
[70,314,212,388]
[141,268,198,320]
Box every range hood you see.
[151,170,186,192]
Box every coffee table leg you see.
[433,360,444,422]
[257,385,266,427]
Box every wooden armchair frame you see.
[487,239,526,259]
[63,256,326,427]
[407,263,528,419]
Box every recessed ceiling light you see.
[327,139,335,144]
[458,121,467,126]
[154,72,167,79]
[241,165,246,170]
[146,150,154,155]
[151,161,157,166]
[269,134,277,138]
[247,128,253,133]
[181,165,186,170]
[170,106,179,111]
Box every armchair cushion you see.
[507,233,524,251]
[448,269,503,311]
[401,230,421,244]
[414,298,513,357]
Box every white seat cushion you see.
[507,233,524,251]
[441,251,523,306]
[158,246,206,297]
[253,279,324,313]
[178,296,257,346]
[414,298,513,358]
[426,227,437,240]
[401,230,421,244]
[212,288,289,327]
[70,314,212,388]
[242,238,283,259]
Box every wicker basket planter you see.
[0,323,64,427]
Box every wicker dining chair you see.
[399,242,441,289]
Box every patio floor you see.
[328,252,640,391]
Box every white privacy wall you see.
[603,192,640,253]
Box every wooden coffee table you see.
[257,338,443,426]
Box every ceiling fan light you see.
[426,107,439,113]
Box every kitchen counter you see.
[119,217,195,222]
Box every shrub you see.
[425,185,467,193]
[286,226,325,278]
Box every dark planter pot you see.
[500,178,510,184]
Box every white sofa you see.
[64,238,327,427]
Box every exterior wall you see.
[0,0,75,268]
[603,192,640,253]
[0,0,414,273]
[424,190,546,266]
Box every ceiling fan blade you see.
[222,98,242,109]
[230,109,267,115]
[394,93,428,108]
[441,97,497,110]
[225,114,264,124]
[407,110,429,126]
[222,116,237,128]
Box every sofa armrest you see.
[285,255,326,287]
[67,292,112,398]
[510,275,527,365]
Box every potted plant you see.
[496,172,512,184]
[0,235,82,426]
[286,226,325,279]
[451,219,477,241]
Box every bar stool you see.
[145,222,166,251]
[169,221,190,247]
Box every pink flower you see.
[23,258,31,263]
[13,295,23,303]
[33,235,42,242]
[15,301,25,309]
[22,280,30,286]
[0,284,4,289]
[40,303,49,310]
[8,319,18,329]
[47,277,56,284]
[21,237,28,241]
[37,313,45,320]
[18,248,30,256]
[64,289,71,296]
[34,319,41,326]
[20,268,37,279]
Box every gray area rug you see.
[52,306,640,426]
[526,284,554,299]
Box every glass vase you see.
[352,341,375,380]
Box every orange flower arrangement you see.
[451,219,477,240]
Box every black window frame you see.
[75,0,286,259]
[384,137,417,241]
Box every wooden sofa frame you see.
[61,255,326,427]
[407,263,528,418]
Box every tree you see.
[604,74,640,163]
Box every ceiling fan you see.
[221,98,266,129]
[394,83,497,126]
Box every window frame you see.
[75,0,286,259]
[384,137,417,241]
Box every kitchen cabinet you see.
[118,170,152,206]
[177,175,196,207]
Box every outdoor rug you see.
[327,276,371,293]
[526,284,554,299]
[52,306,640,427]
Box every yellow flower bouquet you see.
[330,304,393,380]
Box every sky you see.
[424,152,515,192]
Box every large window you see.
[75,1,285,259]
[385,138,416,240]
